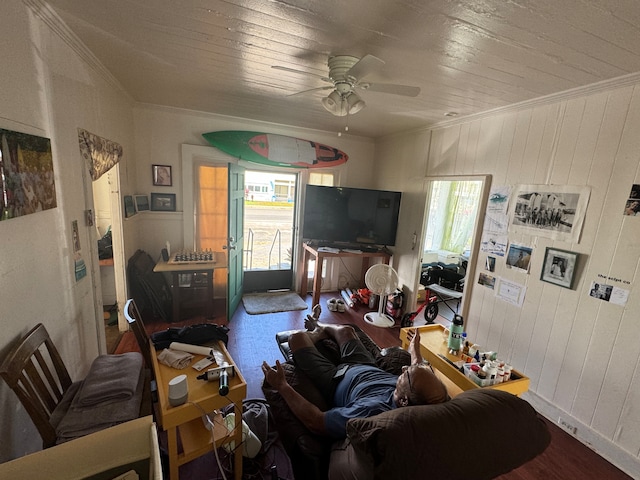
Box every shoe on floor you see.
[327,298,338,312]
[336,299,346,312]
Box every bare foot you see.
[304,314,319,332]
[304,304,322,331]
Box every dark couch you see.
[262,327,551,480]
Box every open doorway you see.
[92,166,124,353]
[243,169,298,292]
[418,176,490,325]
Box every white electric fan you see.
[364,264,399,328]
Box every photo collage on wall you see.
[477,182,634,307]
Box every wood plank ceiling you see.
[40,0,640,138]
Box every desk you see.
[151,341,246,480]
[299,243,391,306]
[399,324,529,396]
[153,252,227,321]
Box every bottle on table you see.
[447,314,464,355]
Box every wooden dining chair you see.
[0,324,74,448]
[124,298,159,417]
[124,298,152,368]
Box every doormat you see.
[242,291,308,315]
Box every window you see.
[424,180,482,255]
[309,171,335,186]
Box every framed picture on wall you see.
[152,164,172,186]
[123,195,136,218]
[540,247,578,289]
[150,192,176,211]
[134,194,149,211]
[508,184,590,243]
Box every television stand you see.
[299,242,392,307]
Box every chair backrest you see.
[0,323,73,448]
[124,298,152,368]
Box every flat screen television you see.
[302,185,402,246]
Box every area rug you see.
[242,291,308,315]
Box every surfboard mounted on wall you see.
[202,131,348,169]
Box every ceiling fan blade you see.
[365,82,421,97]
[287,85,333,97]
[346,54,385,80]
[272,65,331,83]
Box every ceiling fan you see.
[272,54,420,117]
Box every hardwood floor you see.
[115,292,632,479]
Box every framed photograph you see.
[508,184,591,243]
[540,247,578,289]
[123,195,136,218]
[152,164,172,186]
[134,194,149,212]
[150,192,176,211]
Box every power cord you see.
[190,399,288,480]
[188,400,245,480]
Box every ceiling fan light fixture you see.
[346,92,365,114]
[322,90,366,117]
[321,90,342,115]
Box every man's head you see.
[394,363,448,407]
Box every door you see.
[90,164,127,352]
[242,169,298,292]
[226,163,245,319]
[419,176,490,323]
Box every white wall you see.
[381,82,640,476]
[0,1,136,461]
[0,2,374,460]
[130,105,377,289]
[3,0,638,475]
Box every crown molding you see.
[430,71,640,131]
[24,0,131,100]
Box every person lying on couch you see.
[261,307,448,439]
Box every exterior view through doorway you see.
[243,170,297,292]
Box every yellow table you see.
[399,324,529,396]
[151,341,247,480]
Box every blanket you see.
[54,365,145,443]
[74,352,143,407]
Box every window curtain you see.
[440,181,481,254]
[78,128,123,181]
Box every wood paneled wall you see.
[378,82,640,474]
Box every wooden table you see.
[299,242,391,306]
[153,252,226,321]
[151,341,246,480]
[399,324,529,396]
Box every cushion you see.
[344,389,550,480]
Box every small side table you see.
[150,340,247,480]
[299,242,391,306]
[153,252,227,321]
